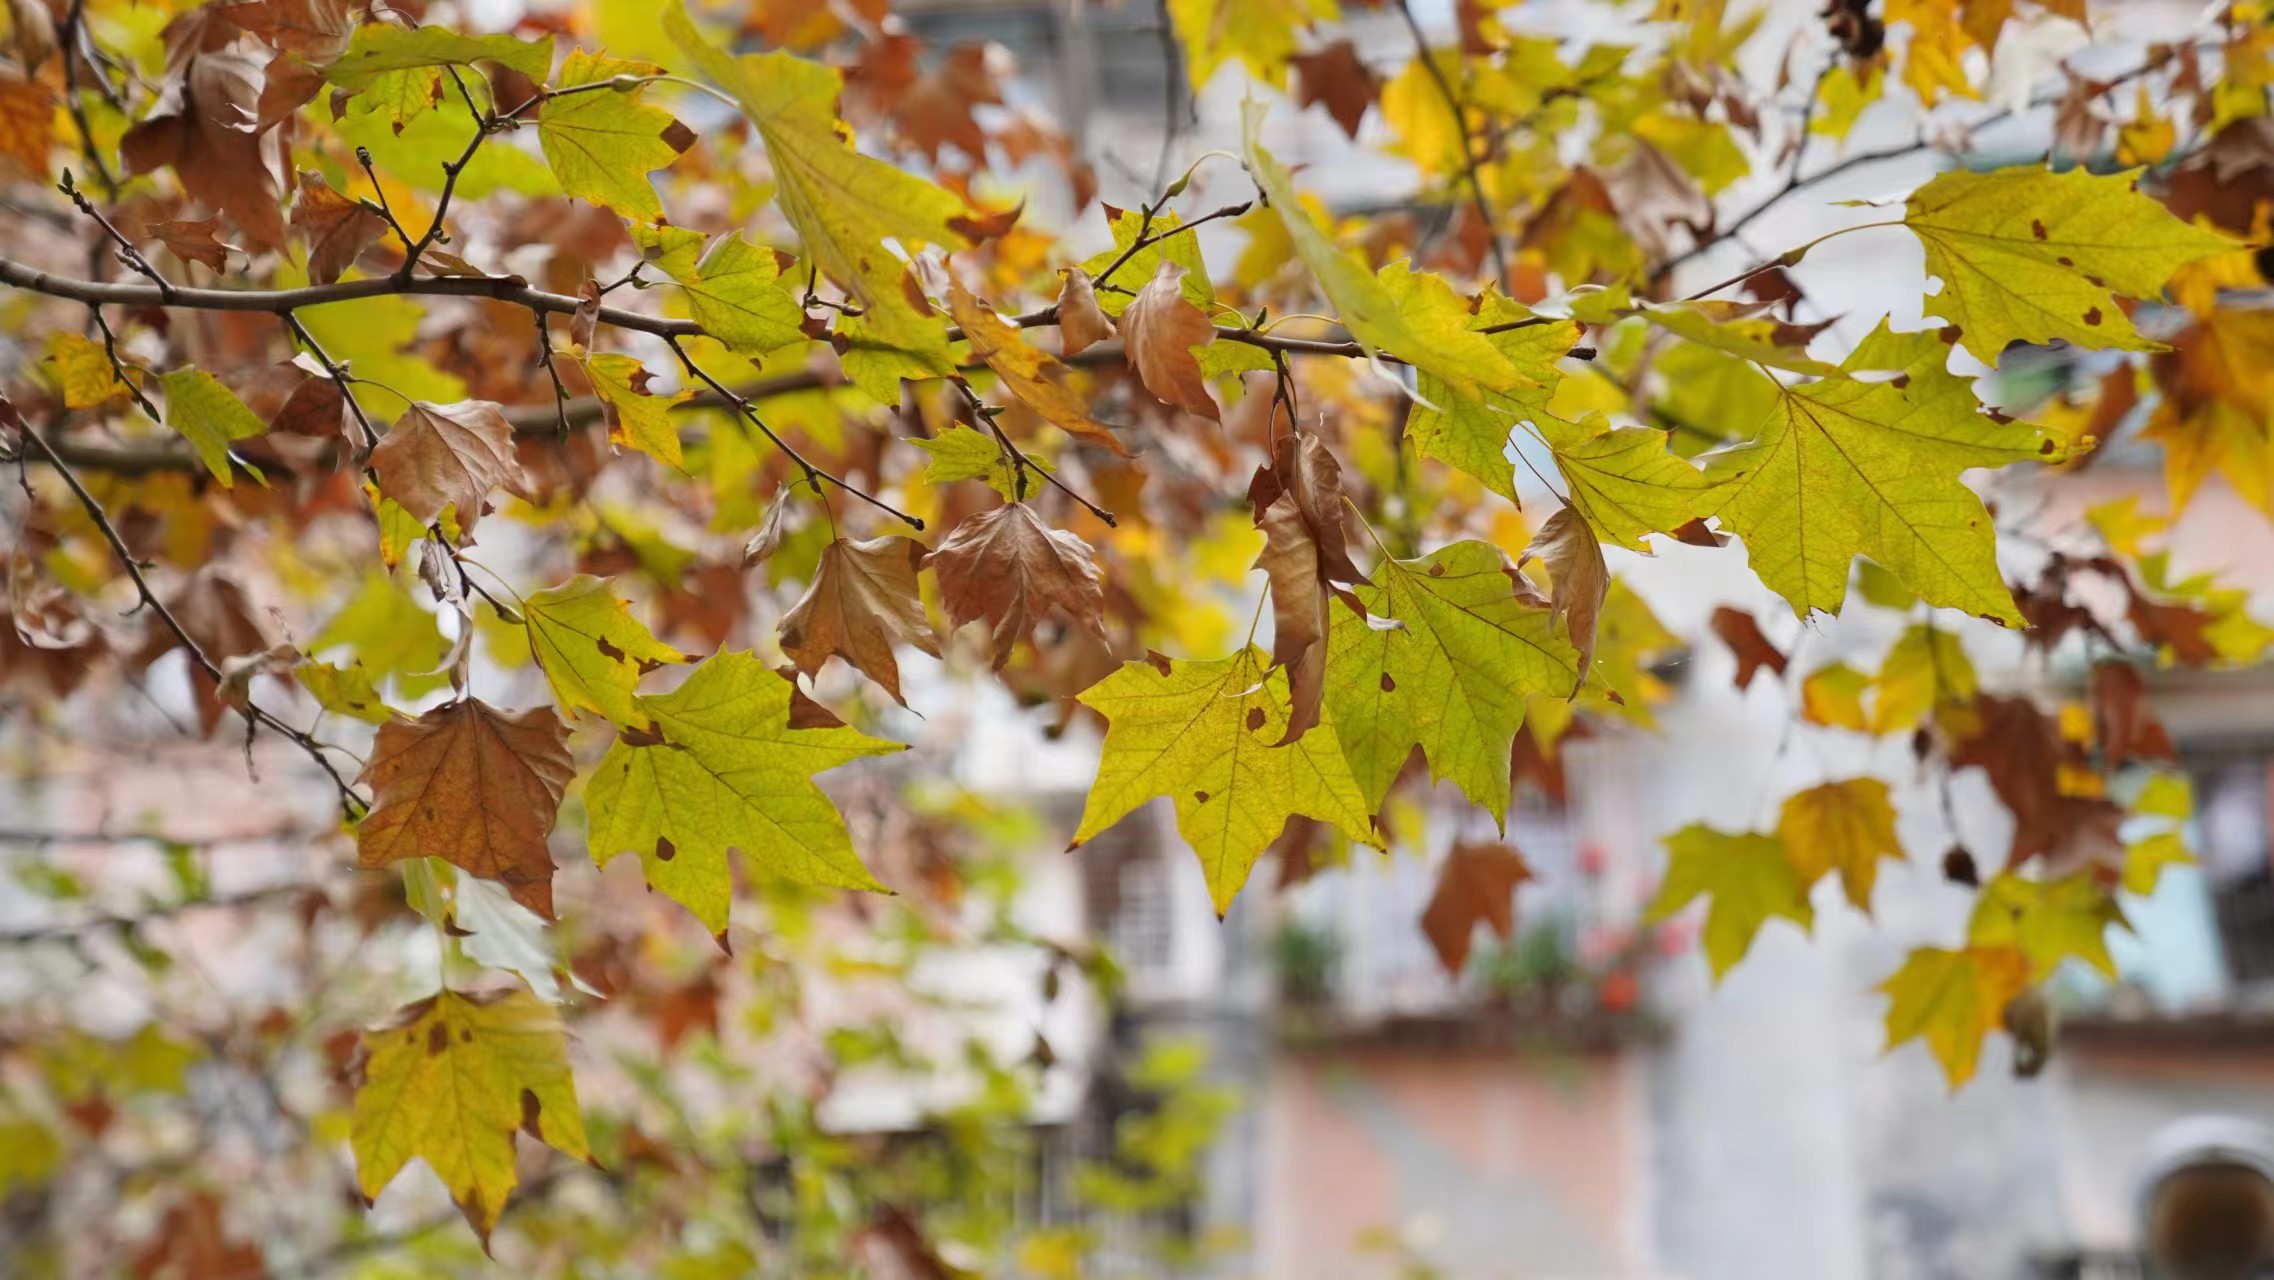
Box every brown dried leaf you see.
[0,72,54,178]
[1248,434,1367,743]
[291,171,387,285]
[1420,841,1533,976]
[354,699,575,919]
[2089,660,2174,767]
[1948,694,2123,871]
[778,535,940,706]
[1520,505,1608,696]
[1709,606,1788,690]
[269,373,345,438]
[369,400,529,533]
[1120,261,1219,422]
[1290,40,1378,139]
[925,502,1108,668]
[119,51,287,249]
[945,278,1126,454]
[145,217,237,272]
[1056,267,1115,356]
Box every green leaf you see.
[1703,320,2060,623]
[1642,302,1840,376]
[156,368,266,487]
[293,659,395,724]
[522,575,689,724]
[1904,165,2238,363]
[351,989,587,1243]
[1079,207,1212,316]
[1072,648,1375,914]
[630,224,805,360]
[1878,944,2028,1089]
[1324,540,1578,822]
[1645,824,1813,980]
[325,24,554,88]
[1243,102,1527,397]
[1967,871,2128,980]
[663,2,982,390]
[585,651,902,932]
[909,424,1050,501]
[310,569,450,700]
[538,51,693,220]
[1402,307,1580,504]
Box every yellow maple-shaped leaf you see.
[1166,0,1337,92]
[579,351,693,468]
[538,51,694,221]
[1777,777,1905,912]
[1966,871,2129,980]
[585,651,902,933]
[1243,102,1526,397]
[1800,661,1870,730]
[629,224,805,359]
[350,988,588,1241]
[521,575,689,725]
[1324,540,1579,823]
[1646,824,1813,980]
[1870,622,1975,733]
[1878,944,2029,1088]
[1073,647,1375,914]
[1704,321,2060,623]
[43,332,133,409]
[1904,165,2238,363]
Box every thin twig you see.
[1392,0,1511,290]
[10,420,370,818]
[666,335,925,530]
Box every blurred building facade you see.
[909,1,2274,1277]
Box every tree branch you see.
[10,419,371,817]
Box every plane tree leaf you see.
[1703,320,2062,623]
[1645,824,1814,980]
[1072,647,1375,913]
[1878,944,2029,1089]
[1419,841,1533,976]
[354,700,577,919]
[1904,165,2237,363]
[926,503,1109,667]
[350,988,589,1243]
[629,225,805,359]
[1777,777,1904,912]
[584,652,903,934]
[368,400,529,534]
[521,575,689,725]
[157,368,267,487]
[777,535,939,706]
[537,51,694,221]
[1323,539,1578,823]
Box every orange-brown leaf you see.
[1120,261,1219,422]
[1520,505,1608,696]
[354,699,575,919]
[925,502,1108,668]
[369,400,528,533]
[0,73,54,178]
[1055,267,1115,356]
[945,278,1127,454]
[1709,606,1788,690]
[1290,40,1378,139]
[1420,841,1533,976]
[291,170,387,285]
[778,535,940,705]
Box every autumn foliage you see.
[0,0,2269,1269]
